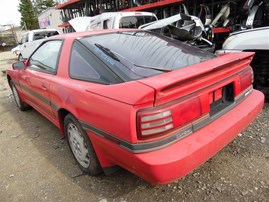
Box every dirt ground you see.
[0,51,268,202]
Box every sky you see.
[0,0,21,26]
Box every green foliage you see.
[18,0,39,30]
[18,0,58,30]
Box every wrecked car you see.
[6,30,264,184]
[18,29,59,61]
[140,13,215,52]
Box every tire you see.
[64,114,101,175]
[11,81,29,111]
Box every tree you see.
[18,0,39,30]
[33,0,58,15]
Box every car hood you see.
[222,26,269,50]
[69,17,92,32]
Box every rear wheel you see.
[11,81,29,111]
[64,114,101,175]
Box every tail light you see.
[137,95,202,140]
[239,67,253,91]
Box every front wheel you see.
[64,114,101,175]
[11,81,29,111]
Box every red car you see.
[6,30,264,184]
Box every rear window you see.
[79,31,216,81]
[119,16,157,28]
[33,31,59,40]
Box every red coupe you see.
[6,30,264,184]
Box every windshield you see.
[119,16,157,28]
[79,31,216,81]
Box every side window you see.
[69,42,119,84]
[29,40,62,74]
[21,33,29,43]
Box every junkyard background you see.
[0,51,268,202]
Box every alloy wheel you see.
[67,123,90,168]
[12,85,21,108]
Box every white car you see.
[18,29,59,61]
[216,26,269,96]
[69,12,158,32]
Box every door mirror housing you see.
[12,61,25,70]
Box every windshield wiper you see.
[95,43,171,73]
[95,43,120,62]
[134,64,172,72]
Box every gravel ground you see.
[0,51,268,202]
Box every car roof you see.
[29,29,59,33]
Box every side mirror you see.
[12,61,25,70]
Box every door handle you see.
[41,86,47,91]
[41,84,47,91]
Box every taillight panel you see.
[239,67,253,92]
[137,95,202,140]
[137,65,254,141]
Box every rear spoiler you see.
[138,52,255,104]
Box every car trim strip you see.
[80,120,194,153]
[18,82,59,111]
[80,87,253,154]
[13,80,20,87]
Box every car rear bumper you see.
[90,90,264,184]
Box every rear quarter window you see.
[69,42,122,84]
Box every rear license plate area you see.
[209,83,234,116]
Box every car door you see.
[18,40,63,120]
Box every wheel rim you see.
[67,123,90,168]
[12,85,21,108]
